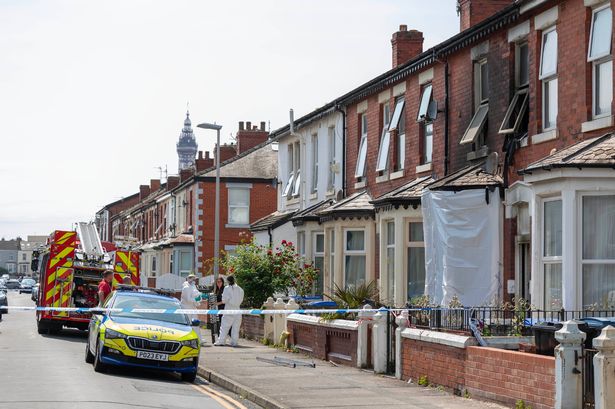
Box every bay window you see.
[588,5,613,118]
[582,195,615,308]
[543,199,562,309]
[407,221,425,301]
[344,230,366,289]
[540,27,558,131]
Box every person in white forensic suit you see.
[214,275,244,347]
[181,274,204,341]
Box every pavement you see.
[198,333,507,409]
[0,291,259,409]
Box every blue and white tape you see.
[0,306,414,315]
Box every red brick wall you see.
[465,347,555,409]
[401,338,466,391]
[287,320,358,366]
[400,338,555,409]
[240,315,265,340]
[196,180,277,275]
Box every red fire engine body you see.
[34,223,140,334]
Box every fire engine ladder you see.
[76,222,105,259]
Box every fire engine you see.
[32,222,141,334]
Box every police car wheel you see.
[85,341,95,364]
[181,371,197,383]
[93,340,107,373]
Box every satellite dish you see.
[485,152,499,174]
[427,100,438,121]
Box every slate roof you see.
[519,133,615,174]
[290,199,335,226]
[199,142,277,180]
[250,210,297,232]
[428,163,502,191]
[0,239,20,251]
[371,176,434,209]
[317,191,374,221]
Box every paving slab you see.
[198,335,507,409]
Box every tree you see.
[221,238,319,308]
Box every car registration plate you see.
[136,351,169,361]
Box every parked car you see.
[0,288,8,314]
[5,279,21,290]
[19,278,36,294]
[31,284,39,302]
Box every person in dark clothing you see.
[213,277,225,336]
[214,277,226,310]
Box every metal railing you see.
[404,307,615,335]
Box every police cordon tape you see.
[1,306,420,315]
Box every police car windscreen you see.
[111,295,189,325]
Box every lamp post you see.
[197,122,222,286]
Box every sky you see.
[0,0,460,240]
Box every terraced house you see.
[253,0,615,311]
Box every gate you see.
[386,310,397,374]
[583,348,597,408]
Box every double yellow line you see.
[192,382,248,409]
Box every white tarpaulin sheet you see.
[422,188,501,306]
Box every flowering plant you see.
[221,238,319,308]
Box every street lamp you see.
[197,122,222,286]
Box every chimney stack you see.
[150,179,161,192]
[215,143,237,165]
[391,25,424,68]
[167,176,180,190]
[139,185,151,201]
[195,150,214,171]
[235,120,269,154]
[458,0,513,31]
[179,168,193,183]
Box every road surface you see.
[0,291,258,409]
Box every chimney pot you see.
[198,151,203,159]
[205,151,210,159]
[399,24,407,31]
[239,121,244,131]
[246,121,252,130]
[260,121,266,131]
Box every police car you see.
[85,287,201,382]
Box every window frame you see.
[327,126,336,191]
[390,97,406,171]
[422,121,433,164]
[376,101,391,173]
[515,41,530,89]
[284,144,295,198]
[416,83,433,122]
[311,133,319,193]
[227,187,250,226]
[328,229,335,294]
[406,220,425,302]
[460,103,489,145]
[579,192,615,308]
[540,27,558,131]
[474,58,489,107]
[385,221,395,303]
[355,113,368,178]
[588,5,613,119]
[343,229,366,289]
[499,88,529,134]
[292,142,301,197]
[541,197,563,310]
[313,232,325,296]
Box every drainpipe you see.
[334,104,347,197]
[444,59,450,176]
[268,227,273,247]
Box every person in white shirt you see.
[214,275,244,347]
[180,274,203,340]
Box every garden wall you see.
[287,315,358,366]
[400,329,555,409]
[240,314,265,340]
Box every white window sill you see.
[581,116,612,133]
[354,181,366,189]
[225,224,251,229]
[375,174,389,183]
[531,129,557,145]
[415,163,432,174]
[309,192,318,200]
[326,189,336,197]
[467,146,489,161]
[390,170,405,180]
[286,197,300,205]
